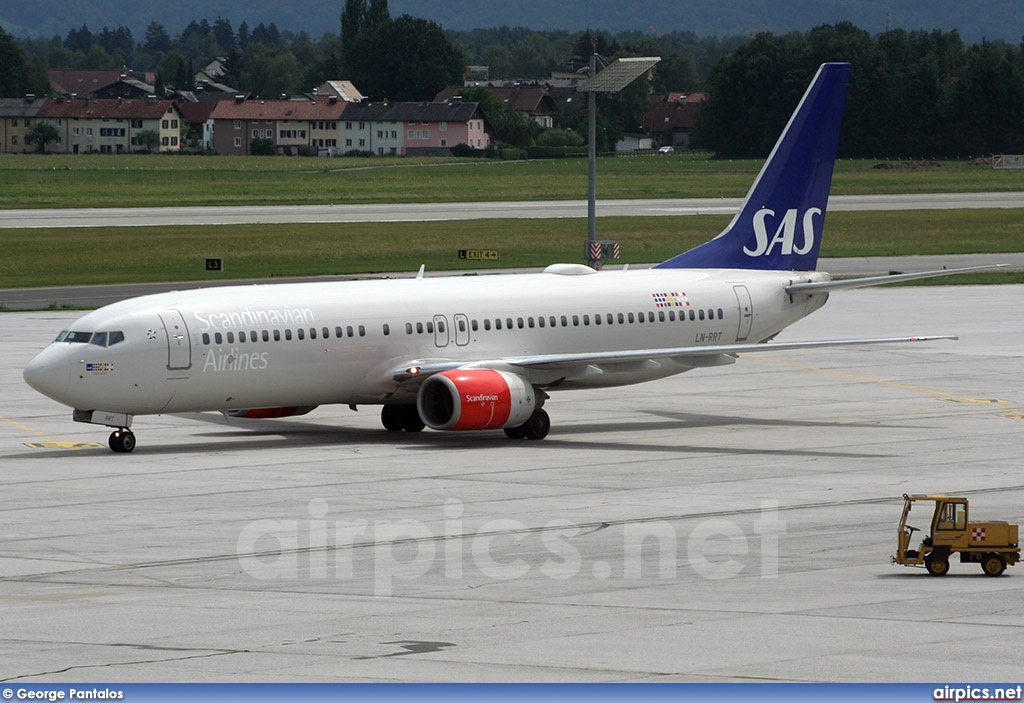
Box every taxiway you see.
[1,285,1022,681]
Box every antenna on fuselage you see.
[416,264,425,280]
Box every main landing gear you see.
[503,409,551,440]
[380,404,425,433]
[109,428,136,453]
[379,405,551,439]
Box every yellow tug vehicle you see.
[893,494,1020,576]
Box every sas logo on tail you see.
[744,208,821,258]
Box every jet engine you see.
[417,369,537,431]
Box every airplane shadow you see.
[6,408,908,460]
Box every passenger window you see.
[309,328,317,340]
[251,331,258,342]
[506,318,513,329]
[262,330,269,342]
[617,313,624,324]
[658,311,665,322]
[322,327,330,339]
[215,332,223,344]
[668,310,675,321]
[273,330,281,341]
[416,322,424,334]
[689,310,696,321]
[297,329,305,340]
[202,333,211,345]
[637,312,644,323]
[285,329,292,341]
[227,332,235,343]
[527,318,534,329]
[560,316,568,327]
[347,325,355,337]
[549,316,557,327]
[627,313,634,324]
[484,319,491,331]
[538,317,545,328]
[358,325,365,337]
[383,324,390,336]
[471,320,478,331]
[517,317,524,329]
[594,313,601,325]
[718,308,724,319]
[238,332,246,343]
[405,323,413,334]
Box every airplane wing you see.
[391,335,957,381]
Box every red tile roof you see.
[209,99,347,121]
[37,98,180,120]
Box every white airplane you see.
[23,63,992,453]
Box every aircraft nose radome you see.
[23,344,73,403]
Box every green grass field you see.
[0,153,1022,290]
[1,210,1022,288]
[2,153,1023,208]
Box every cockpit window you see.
[55,330,125,346]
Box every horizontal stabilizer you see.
[787,264,1007,293]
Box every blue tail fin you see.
[655,62,851,271]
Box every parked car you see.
[658,146,675,155]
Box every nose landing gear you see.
[109,429,136,453]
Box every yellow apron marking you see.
[2,415,103,449]
[746,356,1022,420]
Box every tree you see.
[135,129,160,152]
[143,22,171,55]
[1,27,34,97]
[346,15,463,101]
[26,122,60,153]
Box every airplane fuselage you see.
[25,266,829,418]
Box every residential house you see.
[93,78,157,100]
[174,100,218,151]
[0,96,46,154]
[315,81,365,104]
[47,69,122,96]
[209,97,347,155]
[384,101,489,156]
[641,92,707,148]
[36,97,184,153]
[335,102,402,155]
[435,85,557,128]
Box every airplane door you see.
[158,310,192,370]
[454,313,470,346]
[733,285,753,342]
[433,314,450,348]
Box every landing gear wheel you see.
[522,409,550,440]
[109,429,136,453]
[381,405,404,431]
[981,553,1007,577]
[503,425,526,439]
[925,554,950,576]
[398,405,425,433]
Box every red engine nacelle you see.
[227,405,318,419]
[417,370,536,431]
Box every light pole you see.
[578,50,660,268]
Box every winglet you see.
[655,62,851,271]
